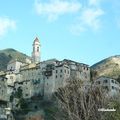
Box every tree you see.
[90,69,98,81]
[53,79,109,120]
[102,96,120,120]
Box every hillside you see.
[91,55,120,80]
[0,48,30,71]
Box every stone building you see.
[18,63,44,99]
[7,59,25,73]
[0,72,7,101]
[37,58,90,100]
[94,76,120,96]
[0,72,8,120]
[0,37,91,105]
[0,37,111,120]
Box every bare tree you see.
[53,79,108,120]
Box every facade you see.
[0,72,8,120]
[0,73,7,101]
[19,63,44,99]
[13,58,90,100]
[94,76,120,96]
[32,37,40,63]
[7,60,24,73]
[39,59,90,99]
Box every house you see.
[94,76,120,97]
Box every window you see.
[68,70,69,74]
[56,70,58,73]
[97,81,100,84]
[111,80,114,83]
[104,86,108,90]
[60,75,62,78]
[37,47,39,52]
[26,94,28,96]
[112,86,114,89]
[56,75,57,78]
[104,80,108,83]
[65,69,66,73]
[60,70,62,73]
[10,67,13,70]
[34,105,38,110]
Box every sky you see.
[0,0,120,66]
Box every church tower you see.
[32,37,40,63]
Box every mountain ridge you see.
[91,55,120,81]
[0,48,30,71]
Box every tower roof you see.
[34,37,39,43]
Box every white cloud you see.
[80,8,104,30]
[89,0,101,6]
[34,0,104,34]
[0,17,16,37]
[34,0,81,21]
[70,0,104,35]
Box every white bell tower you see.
[32,37,40,63]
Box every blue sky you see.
[0,0,120,66]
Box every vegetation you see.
[103,97,120,120]
[51,79,120,120]
[0,48,30,70]
[91,55,120,82]
[90,69,98,81]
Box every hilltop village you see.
[0,37,120,120]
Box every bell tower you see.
[32,37,40,63]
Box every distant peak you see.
[110,55,120,58]
[4,48,16,51]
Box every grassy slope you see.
[91,55,120,79]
